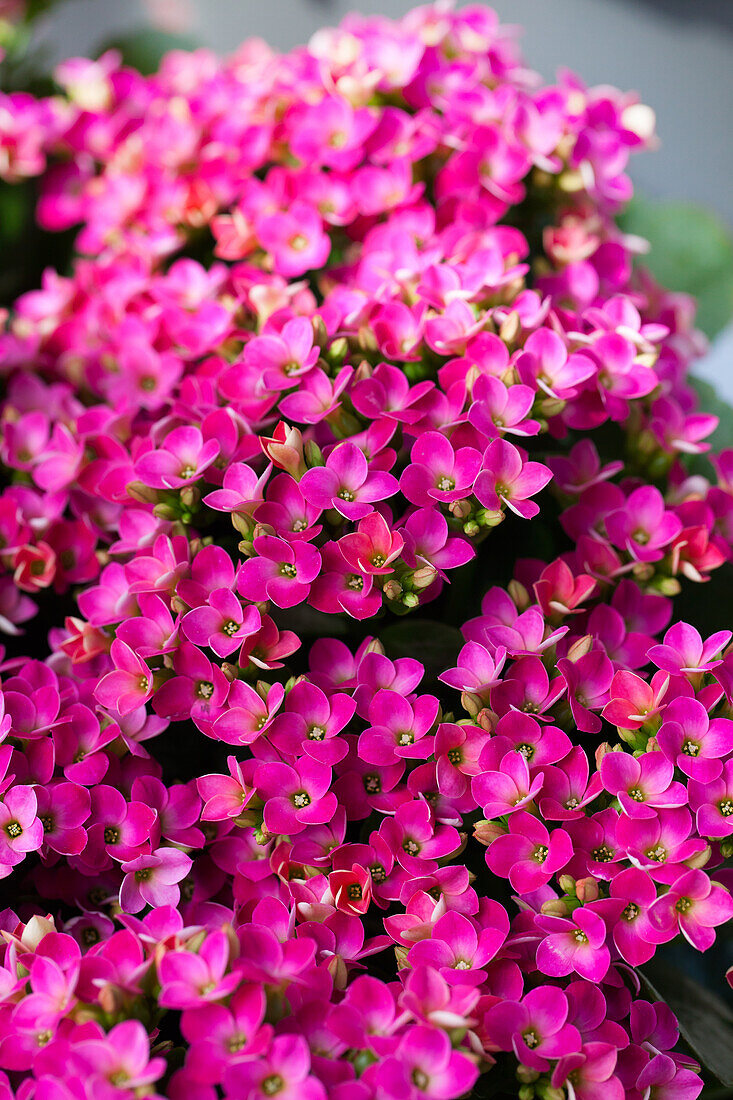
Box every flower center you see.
[447,748,463,765]
[179,464,197,479]
[592,844,614,863]
[517,743,534,759]
[308,725,327,741]
[138,675,150,692]
[397,731,414,746]
[222,620,239,637]
[573,930,588,944]
[628,787,645,802]
[197,680,215,700]
[135,868,153,882]
[262,1074,285,1096]
[289,235,308,252]
[454,959,471,970]
[292,791,311,809]
[279,563,297,578]
[632,528,649,545]
[719,799,733,817]
[227,1033,247,1053]
[104,826,120,845]
[370,863,386,883]
[364,774,381,794]
[411,1070,429,1090]
[622,903,639,922]
[40,815,54,832]
[347,575,364,590]
[292,519,307,532]
[338,489,355,502]
[82,927,100,946]
[646,845,667,863]
[523,1029,540,1049]
[533,844,548,863]
[5,821,22,839]
[347,884,363,900]
[682,739,700,756]
[140,376,156,391]
[403,838,420,856]
[436,476,455,492]
[565,797,579,809]
[371,553,386,567]
[675,896,693,913]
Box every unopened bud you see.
[477,507,505,528]
[507,579,530,611]
[325,336,349,364]
[499,310,521,344]
[516,1065,540,1084]
[449,499,472,520]
[541,898,571,917]
[304,440,325,468]
[311,315,328,348]
[153,503,179,521]
[402,592,419,609]
[126,480,158,504]
[411,564,438,590]
[575,877,600,903]
[565,634,593,662]
[180,486,200,510]
[686,844,712,869]
[476,707,496,732]
[383,579,404,602]
[473,819,505,846]
[557,874,576,895]
[518,1084,535,1100]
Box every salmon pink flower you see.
[339,511,404,576]
[602,669,670,730]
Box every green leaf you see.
[618,197,733,338]
[639,960,733,1086]
[380,619,463,682]
[97,29,200,76]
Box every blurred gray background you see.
[37,0,733,393]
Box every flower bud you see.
[575,877,599,903]
[565,634,593,662]
[473,820,505,846]
[507,579,530,611]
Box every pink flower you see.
[223,1033,326,1100]
[474,438,552,519]
[602,668,670,730]
[485,986,581,1071]
[648,622,731,677]
[119,846,193,912]
[600,750,687,818]
[407,910,507,985]
[0,785,43,865]
[648,869,733,950]
[536,906,611,981]
[256,758,338,836]
[159,930,240,1008]
[238,535,321,609]
[688,760,733,838]
[245,317,319,392]
[486,812,572,893]
[300,441,398,520]
[136,426,220,489]
[365,1025,477,1100]
[657,697,733,782]
[400,432,481,508]
[75,1020,167,1092]
[94,639,155,716]
[605,486,682,563]
[182,590,261,657]
[212,679,284,746]
[339,511,404,576]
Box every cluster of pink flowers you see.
[0,2,730,1097]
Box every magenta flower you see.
[438,641,507,702]
[256,758,337,836]
[269,681,354,766]
[136,425,220,489]
[365,1025,477,1100]
[648,622,731,677]
[657,697,733,782]
[308,543,383,620]
[35,780,90,856]
[224,1033,326,1100]
[152,643,229,725]
[550,1041,623,1100]
[159,930,240,1008]
[300,441,398,520]
[94,639,155,716]
[238,534,321,609]
[486,811,572,893]
[600,750,687,818]
[557,649,614,734]
[688,760,733,838]
[359,689,439,765]
[474,438,552,519]
[212,679,284,746]
[468,375,540,438]
[182,589,261,657]
[407,910,507,985]
[400,432,481,507]
[75,1019,167,1092]
[605,486,683,563]
[245,317,319,392]
[0,785,43,865]
[119,846,193,913]
[485,986,581,1071]
[472,750,544,819]
[256,201,331,276]
[536,906,611,981]
[84,784,158,867]
[609,866,660,966]
[648,869,733,950]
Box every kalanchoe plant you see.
[0,3,730,1098]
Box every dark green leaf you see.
[618,198,733,338]
[640,960,733,1086]
[380,619,463,682]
